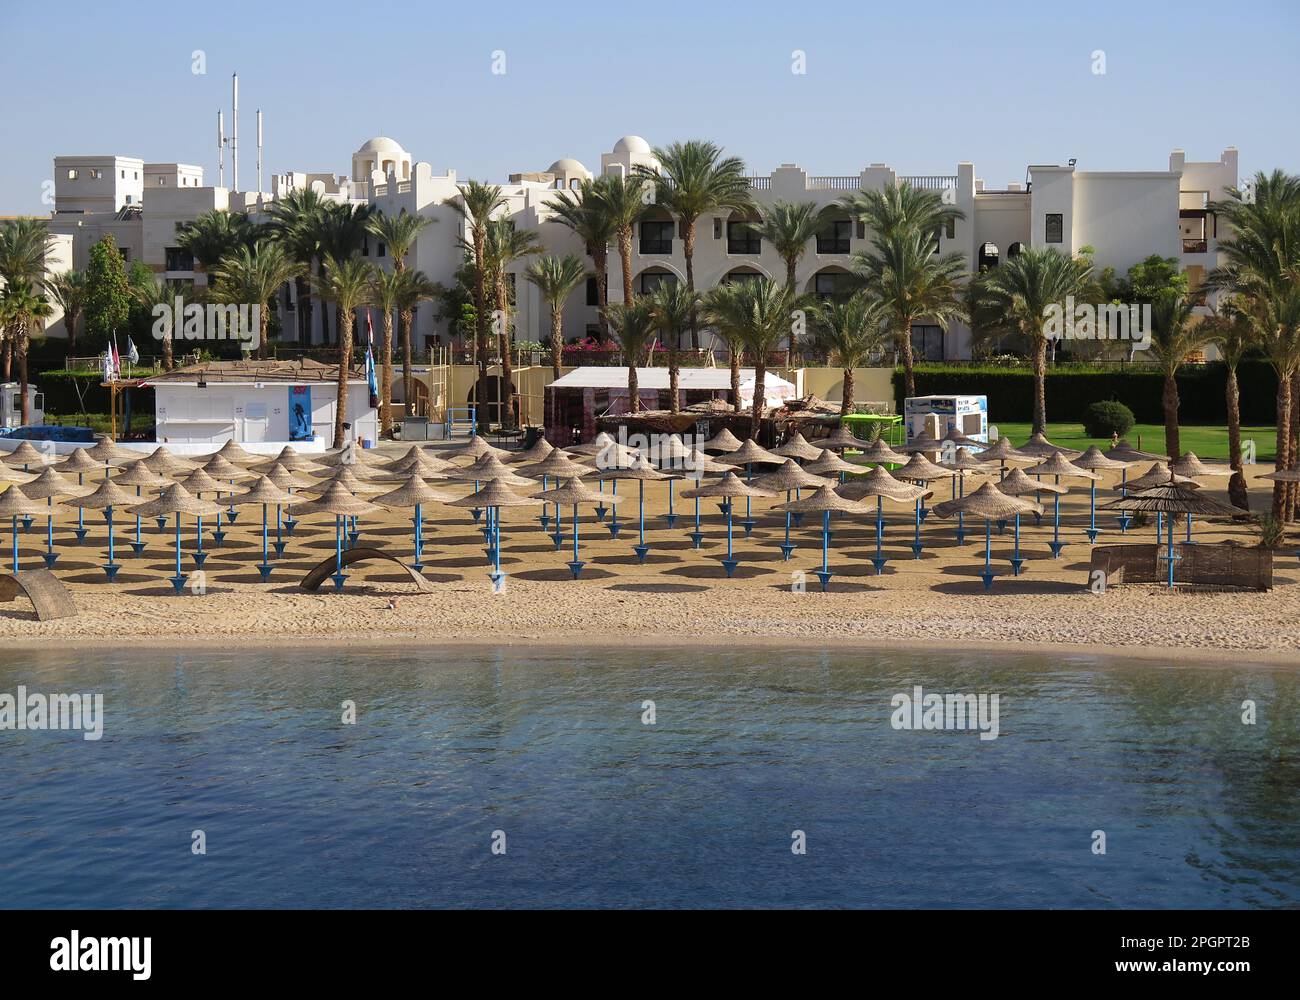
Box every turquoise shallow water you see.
[0,644,1296,908]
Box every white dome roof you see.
[356,136,406,155]
[548,157,588,175]
[613,135,651,154]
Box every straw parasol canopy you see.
[178,468,227,496]
[202,454,253,481]
[249,446,325,474]
[128,482,224,520]
[775,484,874,515]
[84,436,136,464]
[529,476,619,507]
[0,464,35,485]
[902,431,944,454]
[1101,479,1243,517]
[258,461,313,492]
[753,459,833,493]
[1073,445,1131,472]
[998,466,1067,497]
[681,449,732,478]
[815,425,869,452]
[646,434,693,466]
[1104,440,1164,463]
[63,477,138,511]
[445,478,543,509]
[1017,431,1082,460]
[141,446,197,476]
[699,427,743,453]
[445,454,535,486]
[0,484,52,519]
[595,457,668,482]
[803,448,862,477]
[1170,451,1233,478]
[2,441,54,468]
[679,471,778,500]
[370,474,456,508]
[312,446,392,470]
[300,464,381,495]
[506,436,555,465]
[21,466,89,500]
[977,437,1035,463]
[229,476,299,507]
[894,453,957,483]
[933,481,1042,520]
[1121,462,1198,491]
[941,447,998,474]
[1257,468,1300,483]
[446,435,510,463]
[289,480,384,518]
[722,439,784,467]
[374,448,455,481]
[519,450,592,481]
[211,439,261,466]
[835,464,928,502]
[583,440,643,471]
[1030,452,1099,481]
[56,448,104,476]
[855,439,909,466]
[772,431,824,461]
[565,431,615,457]
[110,460,174,490]
[940,426,986,449]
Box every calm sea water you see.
[0,643,1296,909]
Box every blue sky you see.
[2,0,1296,214]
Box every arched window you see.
[1007,242,1024,259]
[726,210,762,255]
[977,241,1000,272]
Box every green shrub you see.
[1083,400,1135,438]
[1253,513,1286,549]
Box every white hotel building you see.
[41,135,1239,362]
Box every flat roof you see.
[550,367,793,390]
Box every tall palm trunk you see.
[841,367,855,417]
[294,276,310,344]
[617,227,634,306]
[17,325,29,425]
[899,323,918,400]
[257,307,270,362]
[68,307,80,355]
[2,335,11,382]
[684,225,699,350]
[1031,335,1048,434]
[333,313,355,449]
[400,308,415,415]
[1225,365,1248,510]
[497,279,517,429]
[785,257,799,365]
[668,332,680,415]
[628,360,640,414]
[549,307,564,381]
[160,321,174,371]
[379,308,395,436]
[730,350,741,412]
[750,362,766,438]
[593,245,610,340]
[1161,370,1181,459]
[1272,371,1292,520]
[472,232,490,423]
[1288,372,1300,521]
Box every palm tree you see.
[970,247,1096,433]
[210,241,303,361]
[1204,297,1256,509]
[524,254,588,379]
[482,219,541,428]
[366,209,433,402]
[394,269,437,414]
[130,276,188,372]
[176,209,261,273]
[318,202,376,345]
[548,179,614,339]
[1207,169,1300,519]
[0,218,56,380]
[445,181,508,416]
[266,188,331,345]
[753,200,822,290]
[367,268,404,436]
[47,269,87,354]
[638,141,753,349]
[705,278,804,435]
[811,291,888,415]
[1145,292,1210,459]
[0,278,52,424]
[855,228,968,398]
[592,174,648,309]
[603,298,657,413]
[839,181,964,242]
[646,281,700,414]
[312,255,376,447]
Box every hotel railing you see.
[899,175,959,191]
[809,176,860,190]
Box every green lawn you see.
[993,422,1275,463]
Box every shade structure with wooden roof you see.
[679,472,776,578]
[932,482,1041,589]
[228,475,302,581]
[699,427,743,453]
[835,465,929,570]
[447,479,543,588]
[772,431,824,462]
[290,481,385,591]
[0,484,50,573]
[594,459,667,561]
[1101,479,1246,588]
[370,475,457,574]
[529,476,623,579]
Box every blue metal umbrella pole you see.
[1185,512,1196,544]
[168,512,186,594]
[1085,480,1101,544]
[226,482,239,523]
[483,505,496,562]
[665,478,677,528]
[538,475,550,531]
[918,480,931,523]
[632,480,650,563]
[488,506,506,589]
[688,493,704,549]
[607,480,621,539]
[595,479,608,522]
[778,490,796,561]
[911,497,924,558]
[130,486,146,556]
[75,474,88,543]
[871,496,888,575]
[979,519,995,590]
[790,487,803,528]
[567,503,585,579]
[1048,493,1064,558]
[741,464,756,536]
[1009,512,1025,574]
[192,514,207,568]
[412,502,425,572]
[256,505,273,582]
[471,480,483,523]
[1163,510,1180,588]
[8,515,18,572]
[815,508,833,591]
[42,497,59,568]
[330,514,347,591]
[273,504,287,557]
[720,502,739,578]
[103,506,120,582]
[211,491,227,546]
[954,476,967,546]
[1117,468,1132,532]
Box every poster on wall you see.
[289,386,312,441]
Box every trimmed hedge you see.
[894,361,1279,425]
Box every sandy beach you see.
[2,444,1297,664]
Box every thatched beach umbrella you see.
[141,446,197,477]
[0,485,48,572]
[855,438,909,467]
[109,460,172,557]
[301,464,385,547]
[775,485,873,590]
[1073,446,1131,543]
[940,426,986,451]
[804,448,861,479]
[2,442,53,530]
[445,478,542,588]
[679,449,731,549]
[289,481,384,592]
[565,431,615,457]
[836,465,927,570]
[1101,479,1244,588]
[371,475,455,573]
[63,477,138,581]
[507,436,554,466]
[1103,441,1164,530]
[645,434,694,528]
[249,446,325,474]
[699,427,742,454]
[529,476,621,579]
[722,439,784,535]
[447,453,532,528]
[974,436,1035,478]
[519,449,591,543]
[1017,431,1082,460]
[1029,452,1098,557]
[679,471,776,578]
[177,468,230,565]
[815,424,868,453]
[940,448,997,544]
[127,484,223,594]
[15,467,87,568]
[932,482,1041,590]
[56,447,102,542]
[446,434,510,464]
[901,430,943,454]
[1169,452,1234,544]
[596,459,667,562]
[211,438,262,466]
[255,461,312,557]
[228,476,300,581]
[894,452,956,525]
[203,453,253,526]
[84,435,137,471]
[754,459,833,560]
[993,467,1065,574]
[374,447,455,483]
[772,431,824,462]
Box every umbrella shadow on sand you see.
[930,577,1081,595]
[512,566,619,582]
[605,581,709,594]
